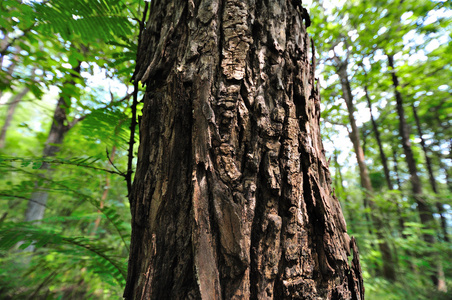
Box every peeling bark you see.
[125,1,363,299]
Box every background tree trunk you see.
[411,103,449,242]
[334,56,395,281]
[125,1,363,299]
[23,63,81,252]
[0,87,29,148]
[363,85,392,190]
[391,148,406,233]
[388,55,435,241]
[388,54,446,291]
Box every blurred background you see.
[0,0,451,299]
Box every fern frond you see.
[30,0,135,44]
[79,106,132,149]
[0,155,126,175]
[0,222,127,286]
[0,162,130,250]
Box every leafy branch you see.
[0,164,130,252]
[126,1,149,197]
[0,156,127,177]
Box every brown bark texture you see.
[125,1,363,299]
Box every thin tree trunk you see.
[0,34,9,101]
[388,54,434,238]
[363,85,392,190]
[23,63,81,251]
[391,148,407,235]
[392,149,402,190]
[124,1,364,299]
[411,103,449,242]
[91,146,116,235]
[445,142,452,193]
[433,113,452,193]
[364,82,407,243]
[0,87,29,148]
[388,54,446,291]
[333,150,355,228]
[24,96,73,221]
[334,56,396,281]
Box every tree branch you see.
[106,147,124,176]
[1,157,126,177]
[126,1,149,198]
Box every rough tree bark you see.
[333,54,395,281]
[125,1,363,299]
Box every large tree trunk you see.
[334,57,395,281]
[124,1,363,299]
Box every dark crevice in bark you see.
[217,0,226,79]
[249,148,269,299]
